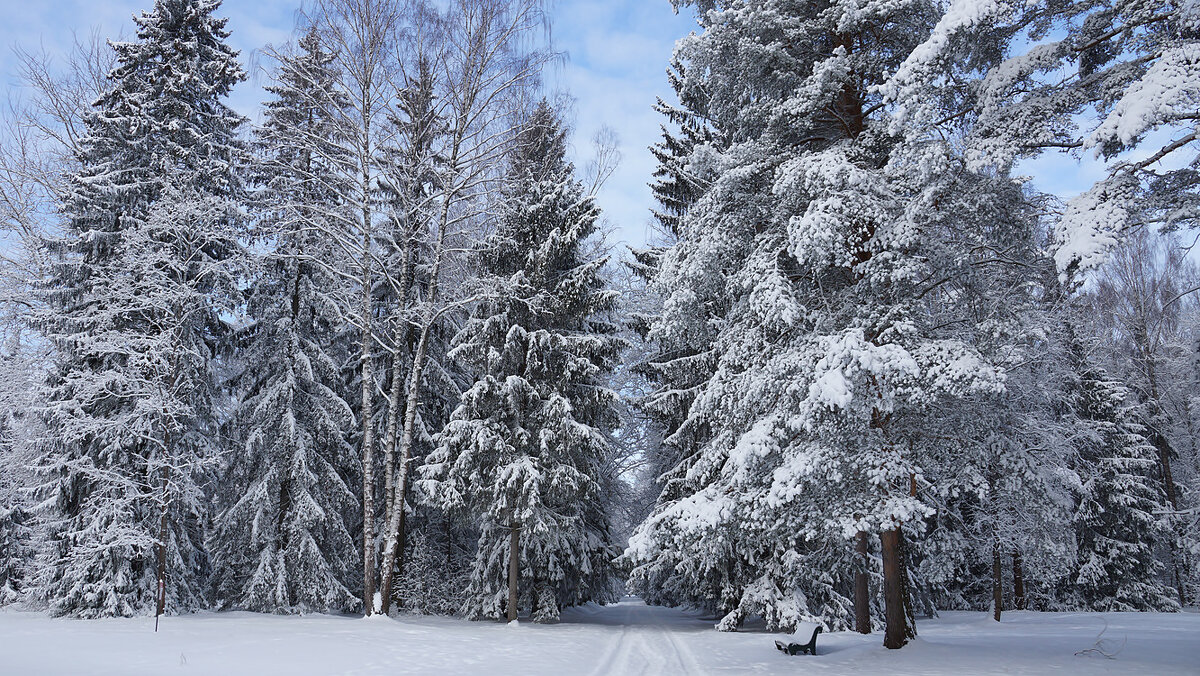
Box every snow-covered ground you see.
[0,598,1196,675]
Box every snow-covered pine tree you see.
[1062,338,1179,612]
[33,0,245,617]
[626,0,1017,648]
[883,0,1200,277]
[421,100,621,622]
[209,27,361,615]
[889,0,1200,607]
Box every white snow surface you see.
[0,598,1197,675]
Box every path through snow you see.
[573,599,709,675]
[0,598,1197,675]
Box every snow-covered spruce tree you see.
[422,101,621,623]
[0,321,48,606]
[209,28,361,615]
[1083,230,1200,606]
[391,523,470,616]
[0,412,34,605]
[899,180,1078,621]
[626,0,1021,647]
[1060,335,1179,612]
[32,0,245,618]
[623,53,721,580]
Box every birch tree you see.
[377,0,551,615]
[311,0,403,614]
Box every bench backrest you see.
[795,622,822,643]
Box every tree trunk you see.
[382,355,405,519]
[992,537,1003,622]
[881,526,910,649]
[378,321,435,614]
[508,519,520,623]
[154,466,168,631]
[1012,550,1026,610]
[900,528,917,635]
[378,172,453,615]
[854,530,870,634]
[360,268,377,615]
[381,233,417,520]
[390,486,409,610]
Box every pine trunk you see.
[992,538,1003,622]
[854,530,870,634]
[507,520,520,623]
[1012,550,1026,610]
[881,526,909,649]
[900,528,917,638]
[154,467,169,629]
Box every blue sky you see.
[0,0,698,248]
[0,0,1111,248]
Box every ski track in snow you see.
[0,599,1198,675]
[587,600,707,676]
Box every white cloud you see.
[548,0,697,247]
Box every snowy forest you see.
[0,0,1198,672]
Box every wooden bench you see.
[775,625,822,656]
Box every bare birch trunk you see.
[382,355,404,519]
[382,236,418,519]
[360,259,377,614]
[155,465,168,632]
[378,322,433,614]
[379,202,448,613]
[314,0,402,617]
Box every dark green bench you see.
[775,626,822,656]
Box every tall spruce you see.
[209,28,361,614]
[1063,340,1179,612]
[32,0,245,618]
[422,101,621,622]
[625,55,719,579]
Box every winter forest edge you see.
[0,0,1197,666]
